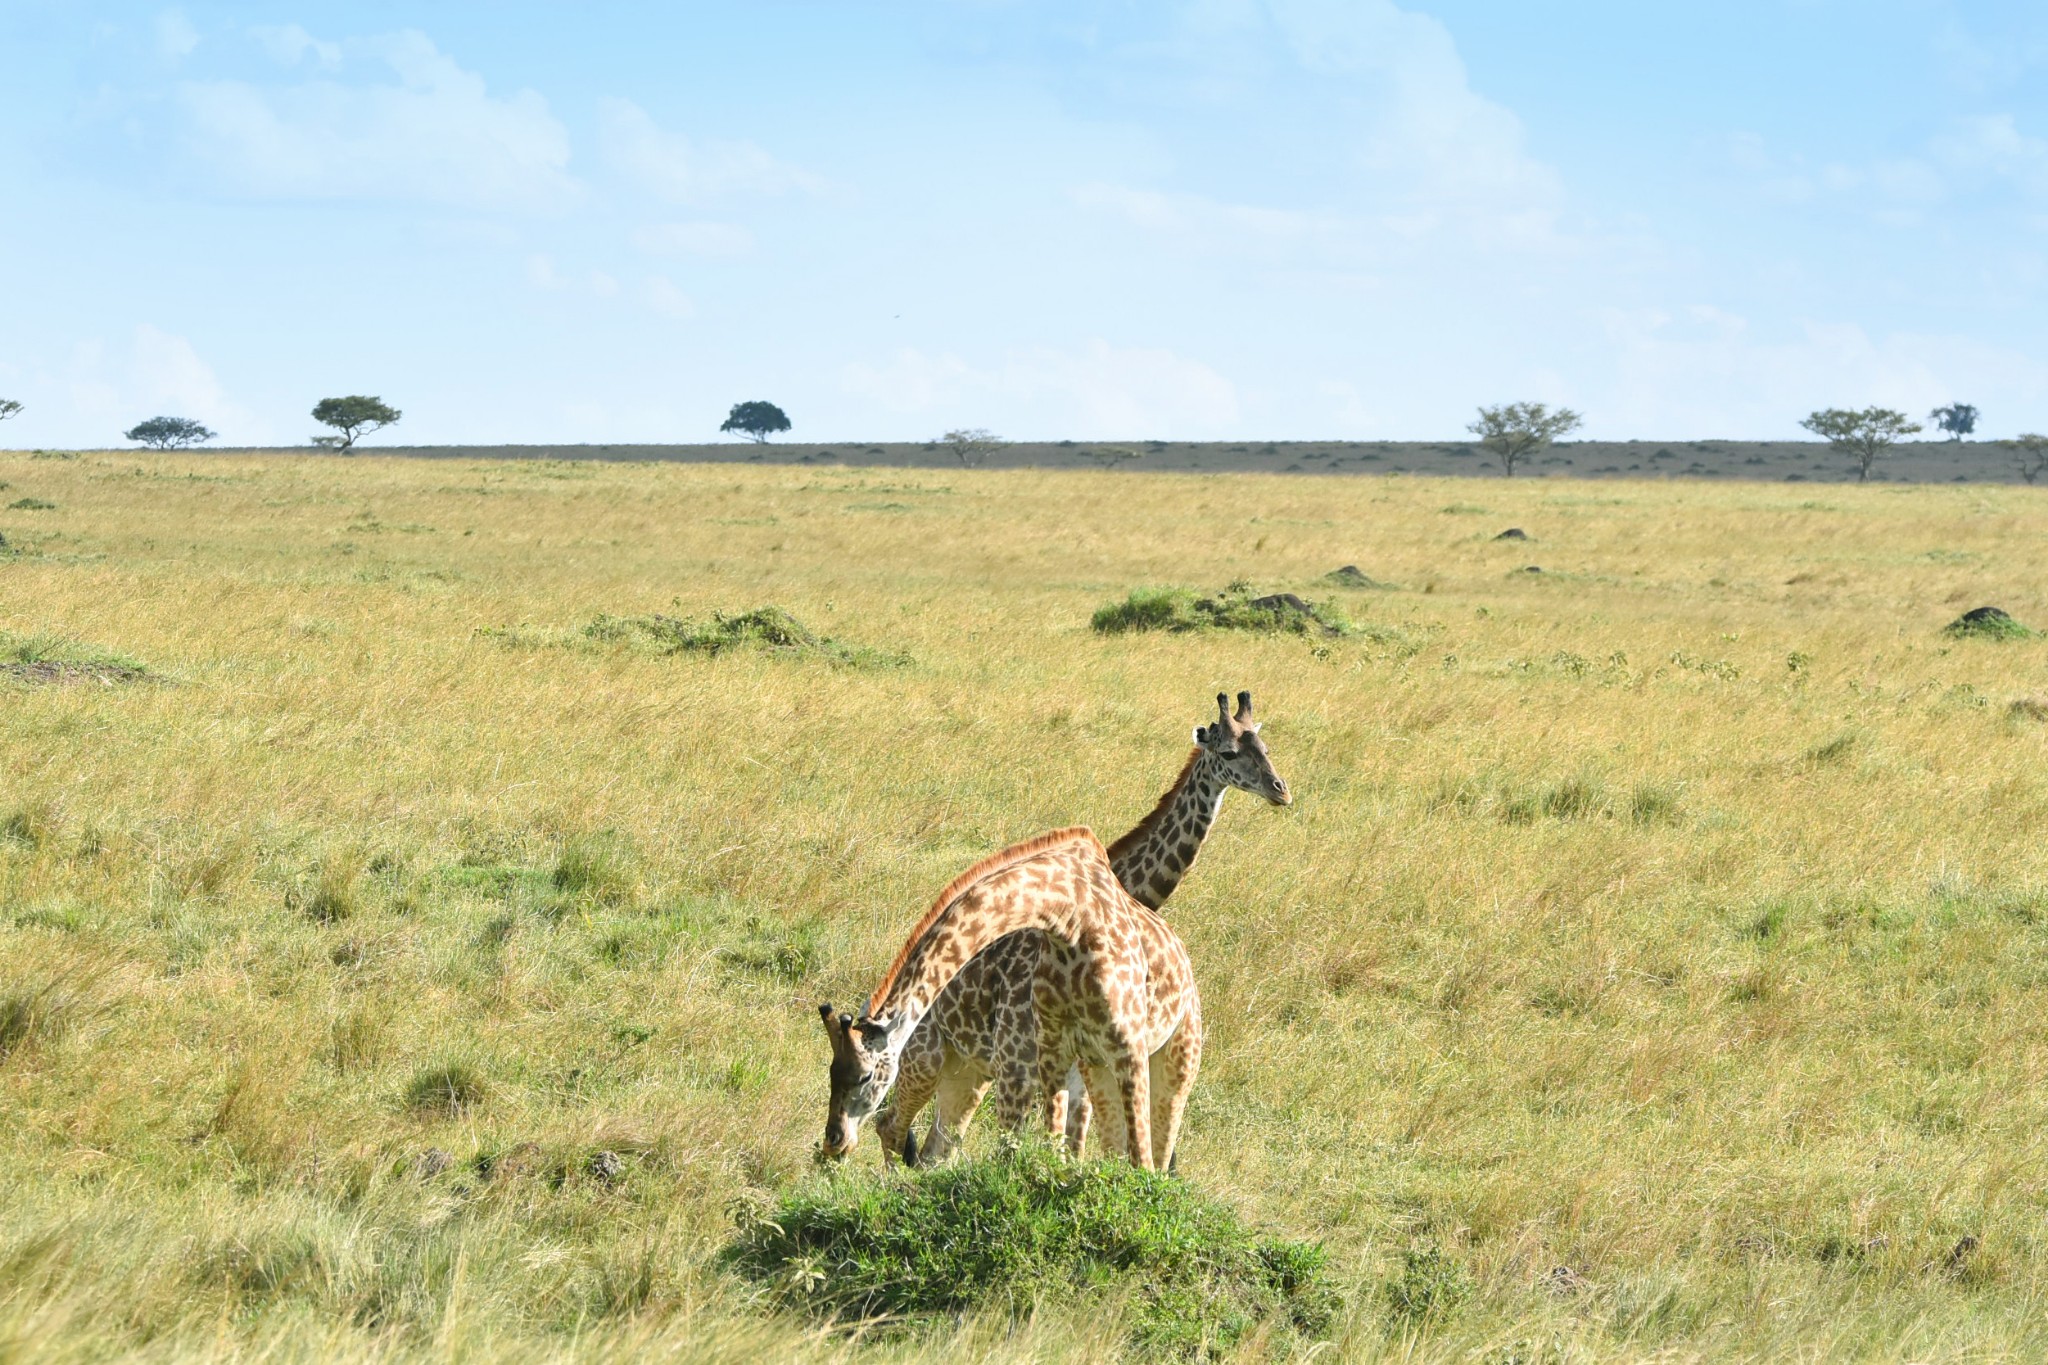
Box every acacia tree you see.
[312,396,401,451]
[1468,402,1582,477]
[1929,403,1979,440]
[2005,433,2048,485]
[124,416,217,450]
[0,399,20,423]
[719,401,790,443]
[1800,407,1922,482]
[938,428,1003,467]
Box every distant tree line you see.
[4,386,2042,485]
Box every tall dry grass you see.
[2,450,2046,1360]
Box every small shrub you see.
[289,850,364,923]
[1381,1244,1473,1323]
[1944,606,2034,641]
[724,918,823,982]
[1541,777,1606,820]
[2,801,60,848]
[1744,903,1788,942]
[553,831,640,908]
[723,1142,1337,1357]
[2008,698,2048,724]
[328,1008,381,1073]
[1628,782,1683,825]
[0,979,83,1062]
[1804,733,1859,766]
[7,498,55,511]
[403,1061,487,1115]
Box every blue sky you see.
[2,1,2044,446]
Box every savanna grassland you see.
[2,449,2047,1363]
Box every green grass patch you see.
[402,1061,488,1116]
[1091,584,1353,637]
[724,1142,1336,1358]
[0,631,153,686]
[553,830,641,908]
[583,605,907,668]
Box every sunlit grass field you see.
[3,449,2047,1362]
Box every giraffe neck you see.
[1105,750,1229,910]
[866,835,1098,1050]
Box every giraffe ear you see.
[1192,725,1209,746]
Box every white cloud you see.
[1930,115,2048,197]
[175,30,577,211]
[632,221,756,257]
[156,9,199,59]
[1068,0,1573,263]
[525,255,624,300]
[55,325,267,444]
[1589,307,2048,438]
[842,340,1239,436]
[598,98,821,202]
[1263,0,1562,220]
[644,276,695,320]
[250,23,342,70]
[1070,183,1325,242]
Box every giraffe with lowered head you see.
[818,827,1200,1170]
[873,691,1288,1165]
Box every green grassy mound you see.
[1091,583,1353,637]
[723,1143,1337,1358]
[582,605,906,667]
[1943,606,2035,641]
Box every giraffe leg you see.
[1149,1015,1202,1172]
[992,1057,1035,1133]
[1121,1047,1154,1171]
[1036,1022,1073,1144]
[921,1063,995,1166]
[1079,1058,1136,1165]
[1062,1065,1092,1157]
[875,1037,943,1168]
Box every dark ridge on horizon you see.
[8,438,2038,485]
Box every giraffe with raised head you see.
[818,827,1199,1169]
[872,691,1287,1165]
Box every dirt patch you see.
[1,660,151,687]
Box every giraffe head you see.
[816,1001,904,1160]
[1195,691,1291,805]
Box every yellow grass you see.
[2,449,2047,1362]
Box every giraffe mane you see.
[1104,748,1201,866]
[867,826,1104,1016]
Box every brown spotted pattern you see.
[875,692,1288,1164]
[819,828,1198,1169]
